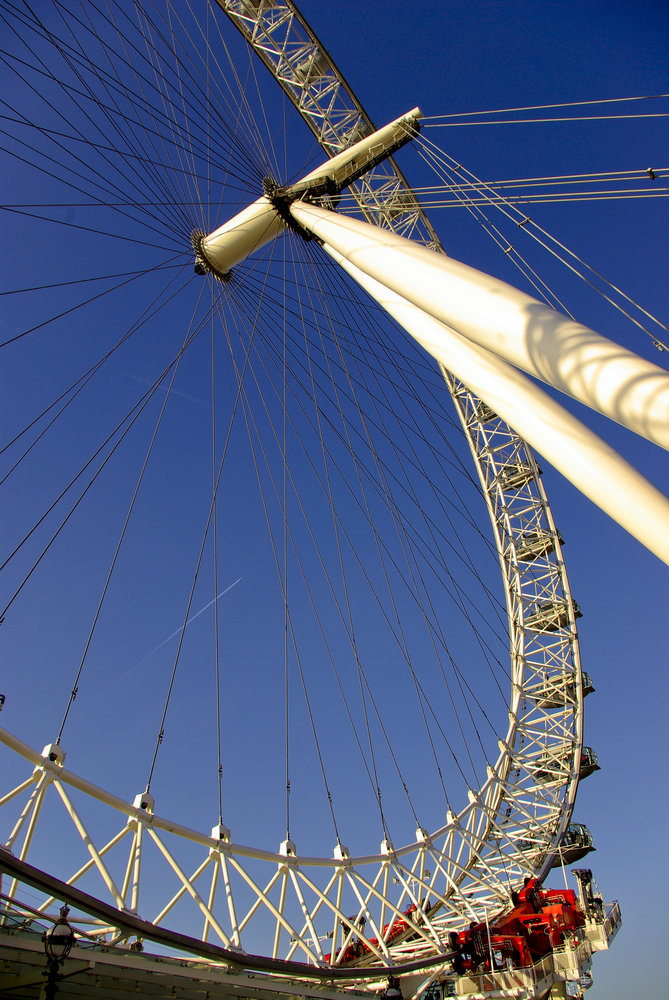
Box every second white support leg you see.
[289,200,669,452]
[320,245,669,566]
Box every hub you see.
[193,107,422,278]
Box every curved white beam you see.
[289,201,669,452]
[321,246,669,566]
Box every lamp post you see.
[43,905,75,1000]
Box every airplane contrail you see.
[138,577,242,663]
[85,578,242,703]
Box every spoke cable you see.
[56,278,210,743]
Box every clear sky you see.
[1,2,668,998]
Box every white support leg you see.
[317,244,669,565]
[289,201,669,452]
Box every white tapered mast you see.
[319,245,669,565]
[289,201,669,452]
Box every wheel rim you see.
[0,0,583,971]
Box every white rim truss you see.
[216,0,585,909]
[0,0,585,973]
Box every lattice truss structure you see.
[217,0,439,246]
[0,0,584,975]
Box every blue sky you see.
[1,1,668,996]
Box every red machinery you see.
[449,879,585,974]
[327,879,584,971]
[325,903,420,964]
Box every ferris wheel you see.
[0,1,663,996]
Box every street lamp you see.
[43,905,75,1000]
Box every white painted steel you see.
[200,196,285,276]
[0,723,581,966]
[319,245,669,565]
[291,107,422,193]
[200,108,422,276]
[1,0,590,978]
[207,24,585,915]
[289,201,669,451]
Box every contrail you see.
[137,578,242,664]
[85,578,242,703]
